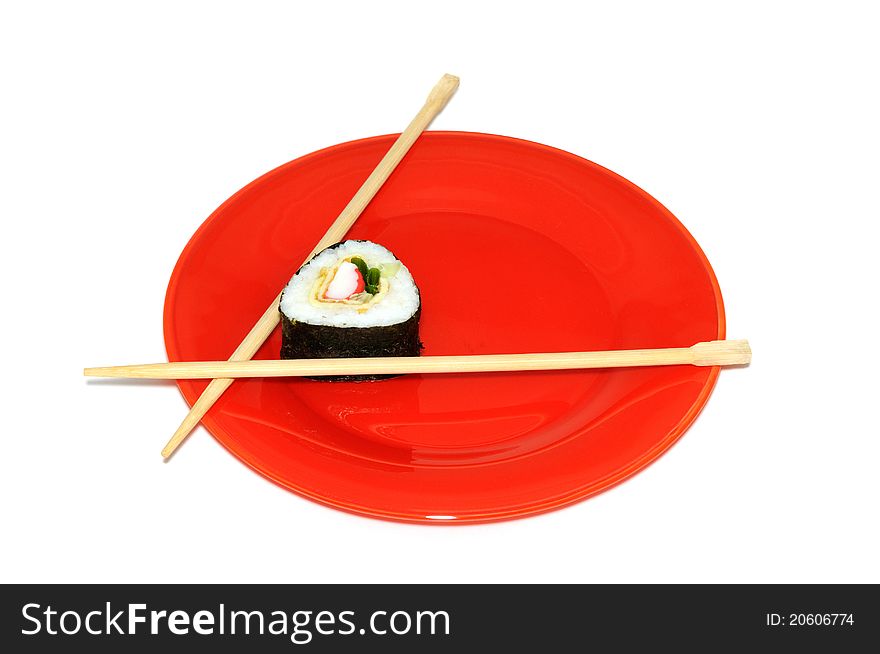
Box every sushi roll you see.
[279,240,422,380]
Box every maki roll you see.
[279,240,421,380]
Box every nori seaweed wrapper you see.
[280,308,422,381]
[279,241,422,381]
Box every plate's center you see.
[259,211,619,467]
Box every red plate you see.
[164,132,724,523]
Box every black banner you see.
[1,584,876,651]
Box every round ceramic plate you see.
[164,132,724,523]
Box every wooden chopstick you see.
[159,73,460,459]
[86,340,751,379]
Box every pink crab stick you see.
[324,261,365,300]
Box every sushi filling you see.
[310,255,396,311]
[323,261,364,299]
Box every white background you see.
[2,1,878,584]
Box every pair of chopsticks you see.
[87,73,750,459]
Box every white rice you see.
[279,240,419,328]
